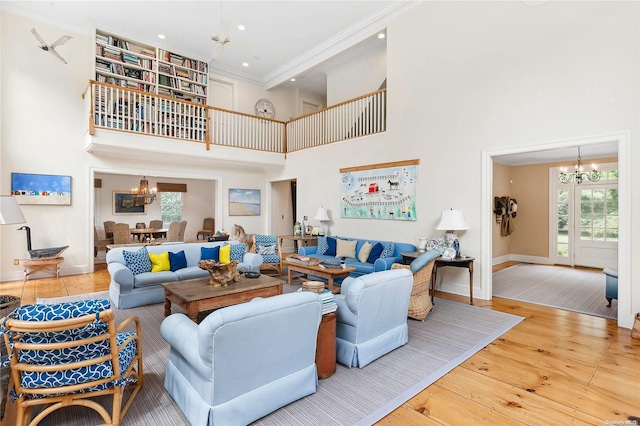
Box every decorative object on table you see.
[493,196,517,236]
[442,248,457,260]
[132,176,157,206]
[286,254,320,266]
[314,206,330,236]
[426,238,441,252]
[198,259,240,286]
[229,188,260,216]
[302,281,325,294]
[245,271,261,278]
[435,208,469,254]
[11,172,71,205]
[113,191,145,214]
[208,231,230,242]
[558,146,600,184]
[230,224,254,252]
[453,239,460,256]
[255,98,275,119]
[339,159,419,221]
[415,237,428,252]
[294,221,302,236]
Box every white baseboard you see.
[1,265,90,283]
[492,254,551,266]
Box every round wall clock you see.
[255,99,275,119]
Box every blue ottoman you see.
[603,268,618,307]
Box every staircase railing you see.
[84,81,386,154]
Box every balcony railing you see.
[84,80,386,154]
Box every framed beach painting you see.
[113,191,145,214]
[229,188,260,216]
[11,172,72,205]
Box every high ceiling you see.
[1,0,416,96]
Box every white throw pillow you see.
[336,239,357,259]
[358,241,373,262]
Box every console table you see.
[399,251,475,305]
[22,257,64,282]
[279,235,318,255]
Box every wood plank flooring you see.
[1,260,638,425]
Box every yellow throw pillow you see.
[220,244,231,264]
[336,239,357,259]
[149,252,170,273]
[358,241,373,262]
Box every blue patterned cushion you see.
[380,242,395,259]
[255,235,277,247]
[316,236,328,255]
[12,299,111,322]
[123,246,152,275]
[169,250,187,271]
[230,243,247,261]
[257,245,276,255]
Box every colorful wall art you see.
[229,188,261,216]
[11,173,72,205]
[340,160,418,221]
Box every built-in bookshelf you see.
[94,30,208,105]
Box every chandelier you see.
[132,176,156,205]
[558,147,600,184]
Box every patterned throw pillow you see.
[257,245,276,255]
[316,236,328,255]
[169,250,187,272]
[123,246,152,275]
[380,242,395,259]
[230,243,247,261]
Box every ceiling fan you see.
[30,28,73,64]
[211,19,231,59]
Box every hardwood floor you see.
[1,260,638,425]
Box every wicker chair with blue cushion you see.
[252,234,282,275]
[0,299,143,426]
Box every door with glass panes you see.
[552,167,618,269]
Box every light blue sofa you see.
[298,236,416,276]
[334,268,413,368]
[106,241,263,309]
[160,291,322,426]
[604,267,618,307]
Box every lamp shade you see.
[435,209,469,231]
[314,207,329,222]
[0,195,26,225]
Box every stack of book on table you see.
[320,289,337,314]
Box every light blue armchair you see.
[160,291,322,426]
[334,268,413,368]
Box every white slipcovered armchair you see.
[160,291,322,425]
[334,268,413,368]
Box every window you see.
[161,192,182,223]
[556,189,569,257]
[579,188,618,242]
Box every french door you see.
[551,166,618,269]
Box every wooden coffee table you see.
[162,274,284,322]
[283,259,356,293]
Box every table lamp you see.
[435,209,469,256]
[314,206,330,236]
[0,195,29,250]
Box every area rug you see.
[34,291,522,425]
[493,263,617,320]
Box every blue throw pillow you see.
[316,236,328,255]
[410,250,440,273]
[201,246,220,262]
[380,242,395,259]
[123,246,152,275]
[325,237,337,256]
[169,250,187,272]
[230,243,247,261]
[367,242,384,263]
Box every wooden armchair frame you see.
[2,309,143,426]
[252,235,282,276]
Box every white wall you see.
[326,46,386,105]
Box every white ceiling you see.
[1,0,417,96]
[492,142,619,166]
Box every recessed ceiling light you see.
[242,62,249,67]
[377,33,385,39]
[158,34,166,40]
[290,78,296,82]
[238,25,245,31]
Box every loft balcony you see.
[82,81,386,166]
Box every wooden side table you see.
[22,257,64,282]
[316,311,336,379]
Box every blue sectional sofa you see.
[106,241,263,309]
[298,236,416,277]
